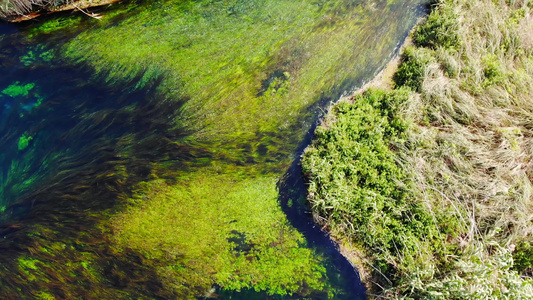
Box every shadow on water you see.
[0,65,194,217]
[0,54,208,298]
[276,97,367,300]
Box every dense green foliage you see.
[394,47,434,91]
[514,242,533,274]
[414,5,460,49]
[303,89,446,283]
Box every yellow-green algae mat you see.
[2,0,427,298]
[112,166,327,296]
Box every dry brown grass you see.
[0,0,115,21]
[388,0,533,296]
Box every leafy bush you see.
[513,242,533,274]
[394,47,435,91]
[482,54,506,87]
[302,88,443,280]
[414,5,461,50]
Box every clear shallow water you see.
[0,0,426,298]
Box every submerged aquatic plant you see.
[2,82,35,97]
[17,132,32,150]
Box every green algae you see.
[0,80,48,212]
[20,46,55,66]
[1,81,44,112]
[112,165,333,297]
[9,235,124,299]
[18,256,39,272]
[18,256,39,281]
[18,132,33,151]
[29,15,84,37]
[2,82,35,98]
[36,292,55,300]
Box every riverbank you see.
[323,31,416,292]
[303,0,533,297]
[0,0,121,22]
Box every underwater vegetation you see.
[0,0,427,298]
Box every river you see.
[0,0,426,298]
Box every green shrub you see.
[394,47,435,91]
[513,241,533,274]
[482,54,506,87]
[302,88,443,280]
[414,5,461,50]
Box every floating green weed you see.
[2,82,35,97]
[18,132,33,150]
